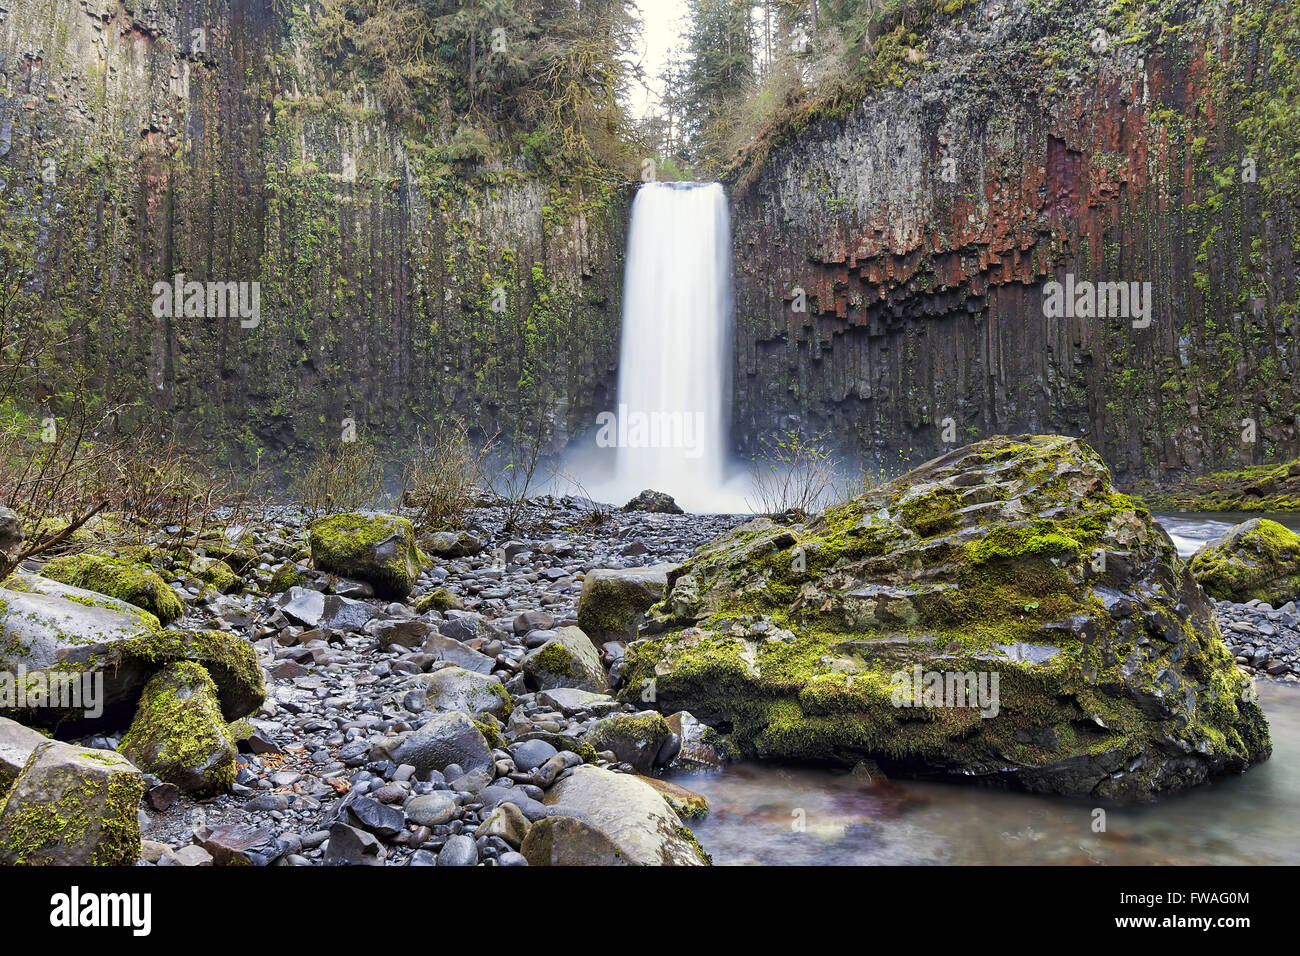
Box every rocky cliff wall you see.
[728,0,1299,481]
[0,0,626,469]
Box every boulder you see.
[665,711,738,770]
[119,661,237,796]
[0,739,144,865]
[419,531,484,558]
[392,711,495,777]
[0,716,46,796]
[621,489,684,514]
[309,512,424,600]
[40,552,184,625]
[414,588,466,613]
[584,711,672,772]
[277,586,377,632]
[521,626,606,692]
[542,764,709,865]
[577,564,673,642]
[635,775,709,819]
[1189,518,1300,604]
[422,633,497,674]
[0,574,264,729]
[404,666,513,719]
[521,815,632,866]
[474,800,530,849]
[622,435,1271,801]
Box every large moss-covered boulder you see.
[309,512,423,600]
[0,739,144,865]
[521,626,607,692]
[624,435,1271,802]
[1188,519,1300,605]
[120,662,238,796]
[403,666,513,719]
[0,574,264,729]
[577,565,673,641]
[40,552,184,625]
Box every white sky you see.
[625,0,692,119]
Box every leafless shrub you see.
[400,419,493,532]
[746,429,841,518]
[294,432,384,519]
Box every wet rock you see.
[542,764,709,865]
[404,666,512,718]
[521,626,607,692]
[1,575,264,729]
[520,815,631,866]
[194,823,286,866]
[624,436,1272,801]
[392,711,495,777]
[584,711,672,772]
[0,716,46,796]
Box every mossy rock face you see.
[0,739,144,865]
[1188,519,1300,605]
[120,661,237,797]
[188,556,242,594]
[0,574,264,730]
[623,435,1271,802]
[577,565,672,642]
[40,553,184,625]
[309,513,423,600]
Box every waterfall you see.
[605,182,736,513]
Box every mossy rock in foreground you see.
[623,435,1271,802]
[309,512,424,600]
[120,661,237,797]
[1189,518,1300,605]
[40,552,184,625]
[0,739,144,865]
[0,574,264,730]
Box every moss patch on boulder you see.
[120,661,237,797]
[40,553,184,625]
[309,513,423,600]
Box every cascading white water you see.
[606,182,736,512]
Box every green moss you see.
[40,553,184,625]
[1188,518,1300,603]
[120,661,237,797]
[531,640,575,678]
[267,562,307,594]
[415,587,464,613]
[309,513,423,599]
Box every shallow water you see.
[668,682,1299,865]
